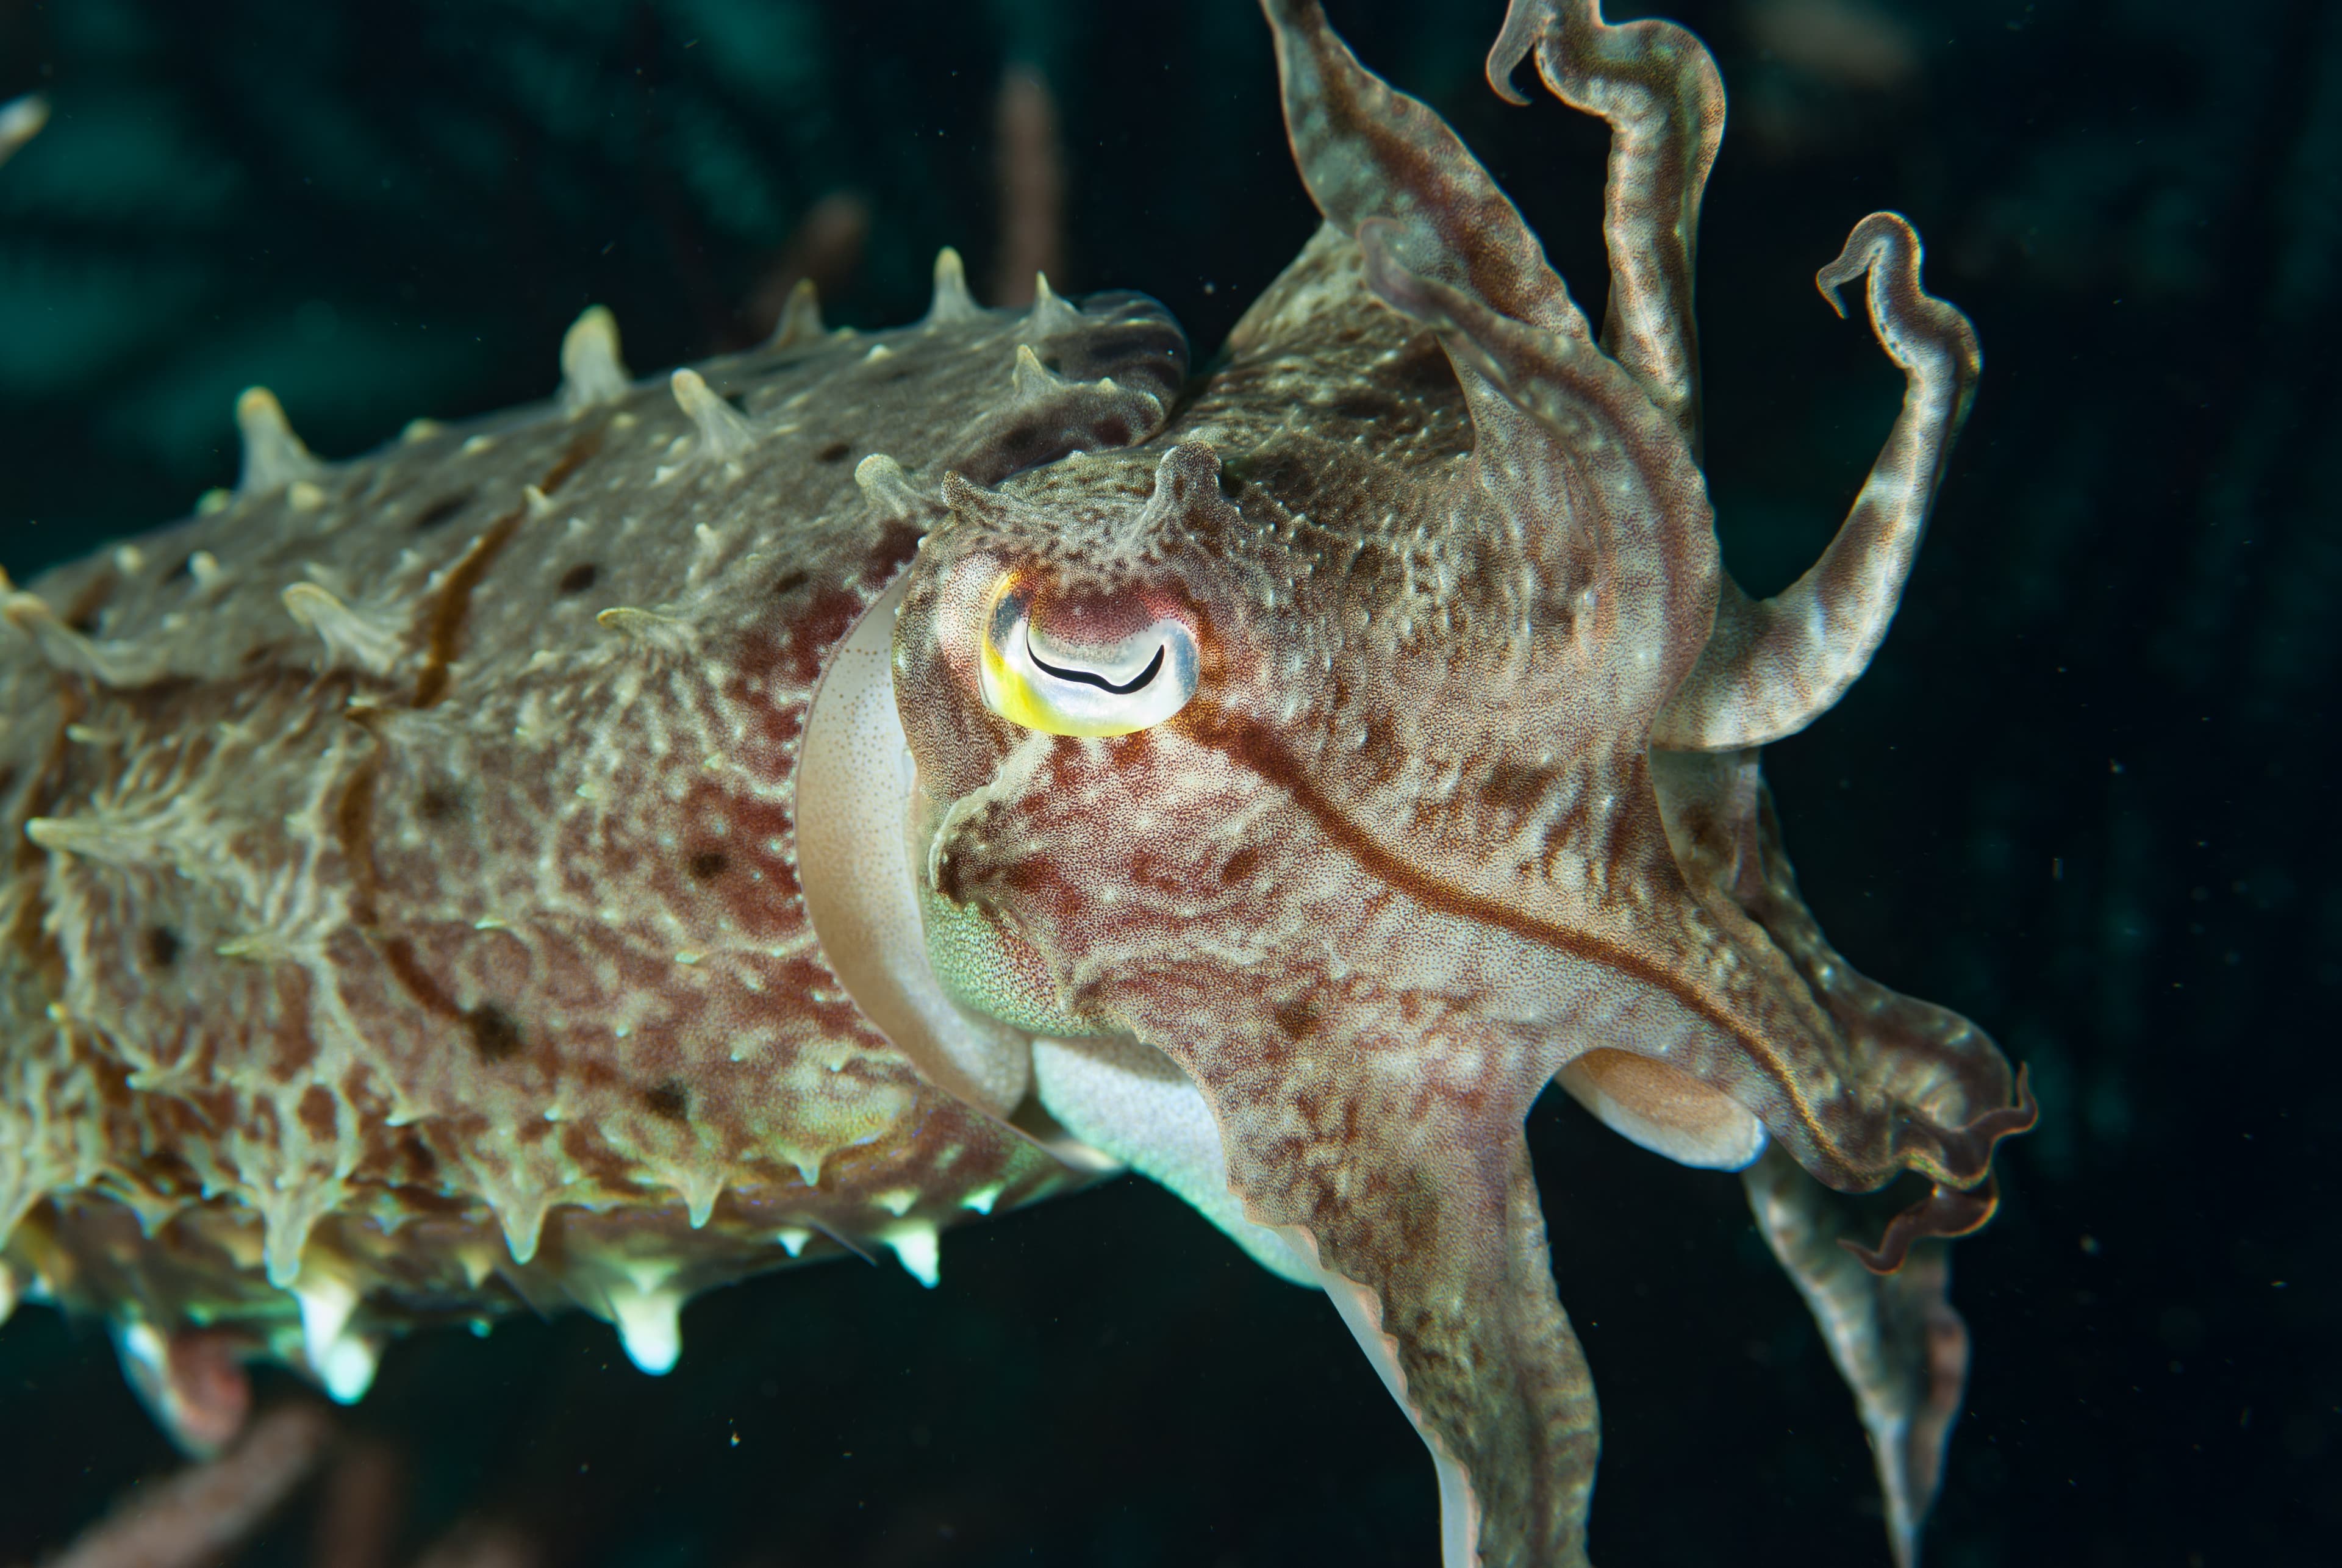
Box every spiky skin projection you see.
[0,267,1185,1413]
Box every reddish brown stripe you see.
[1170,697,1867,1156]
[410,429,604,709]
[410,505,520,708]
[331,746,383,928]
[379,934,459,1020]
[1180,700,1730,1019]
[537,431,603,496]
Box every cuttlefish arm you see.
[1488,0,1723,452]
[1743,1147,1968,1568]
[1648,745,2036,1250]
[1653,745,2031,1564]
[1028,1024,1589,1563]
[1489,2,1984,751]
[1653,217,1983,750]
[1230,1041,1599,1568]
[1265,0,1590,339]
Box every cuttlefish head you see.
[892,395,1726,1565]
[887,2,2032,1564]
[890,444,1225,1041]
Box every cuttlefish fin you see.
[1210,1064,1597,1568]
[1743,1145,1968,1568]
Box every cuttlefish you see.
[0,2,2029,1563]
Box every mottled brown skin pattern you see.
[0,283,1183,1402]
[4,2,2027,1563]
[890,3,2031,1564]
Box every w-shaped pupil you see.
[1028,641,1165,695]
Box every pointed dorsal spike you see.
[280,582,403,677]
[770,276,824,348]
[292,1270,357,1371]
[1023,271,1081,338]
[2,578,169,687]
[926,246,983,326]
[1011,342,1070,403]
[853,452,926,521]
[669,368,756,463]
[235,386,324,498]
[259,1187,329,1291]
[559,304,631,412]
[676,1170,723,1231]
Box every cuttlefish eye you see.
[977,573,1199,737]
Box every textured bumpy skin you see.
[0,260,1184,1415]
[4,4,2028,1566]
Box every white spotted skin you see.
[0,281,1185,1374]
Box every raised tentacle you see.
[1744,1146,1968,1568]
[1653,212,1982,751]
[1489,1,1725,451]
[1263,0,1589,338]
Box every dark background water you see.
[0,1,2333,1564]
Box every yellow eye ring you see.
[976,574,1199,737]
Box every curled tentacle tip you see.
[1485,0,1549,105]
[1839,1067,2037,1275]
[1815,209,1923,318]
[1839,1177,2000,1276]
